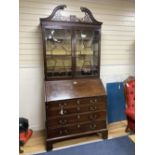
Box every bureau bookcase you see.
[40,5,108,151]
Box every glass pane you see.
[44,29,72,78]
[75,30,99,77]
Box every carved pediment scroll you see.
[40,5,102,25]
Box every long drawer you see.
[46,102,106,117]
[46,96,106,110]
[47,110,106,127]
[47,120,106,139]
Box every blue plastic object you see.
[106,82,126,123]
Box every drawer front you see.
[46,96,106,118]
[46,102,105,117]
[47,110,106,127]
[47,120,106,139]
[46,96,106,111]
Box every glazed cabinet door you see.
[43,28,72,79]
[74,30,100,78]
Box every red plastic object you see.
[125,79,135,132]
[20,129,33,145]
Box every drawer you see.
[47,110,106,127]
[46,96,106,110]
[47,120,106,139]
[46,102,106,117]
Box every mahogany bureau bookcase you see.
[40,5,108,151]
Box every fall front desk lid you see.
[45,79,106,102]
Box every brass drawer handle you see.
[59,119,67,125]
[64,110,67,114]
[59,103,67,106]
[94,106,97,110]
[90,124,96,129]
[90,99,98,104]
[90,106,97,111]
[60,129,69,135]
[89,114,97,120]
[90,100,93,104]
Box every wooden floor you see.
[20,121,132,155]
[128,134,135,142]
